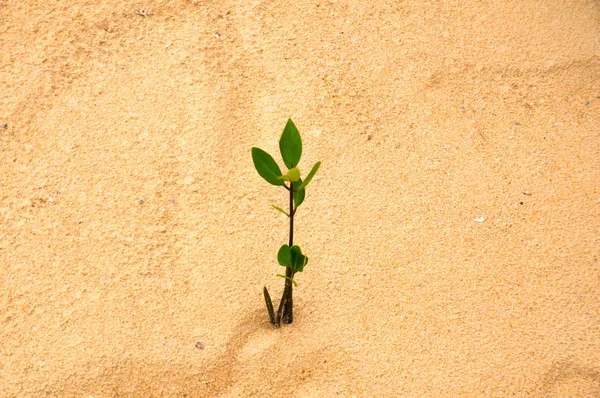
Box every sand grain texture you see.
[1,0,599,396]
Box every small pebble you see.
[195,341,204,350]
[138,200,144,205]
[2,124,7,129]
[215,32,221,38]
[136,9,152,17]
[473,217,485,223]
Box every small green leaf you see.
[279,119,302,169]
[289,245,308,272]
[293,178,305,209]
[294,254,308,272]
[296,161,321,191]
[271,205,289,217]
[276,274,298,286]
[277,244,292,266]
[290,245,301,257]
[252,147,284,186]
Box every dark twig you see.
[263,286,277,326]
[278,179,295,324]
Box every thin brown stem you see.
[277,179,295,324]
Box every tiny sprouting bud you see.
[287,167,301,182]
[278,167,301,182]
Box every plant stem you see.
[263,286,277,326]
[277,182,295,324]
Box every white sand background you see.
[1,0,599,396]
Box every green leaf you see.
[290,245,301,258]
[279,119,302,169]
[271,205,289,217]
[277,244,292,266]
[293,179,305,208]
[295,254,308,272]
[296,161,321,191]
[252,147,284,186]
[290,245,308,272]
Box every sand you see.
[1,0,599,396]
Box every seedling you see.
[252,119,321,326]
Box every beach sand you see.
[1,1,599,396]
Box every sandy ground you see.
[1,0,599,396]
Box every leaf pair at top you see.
[251,119,321,201]
[277,244,308,273]
[251,119,301,187]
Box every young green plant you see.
[251,119,321,326]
